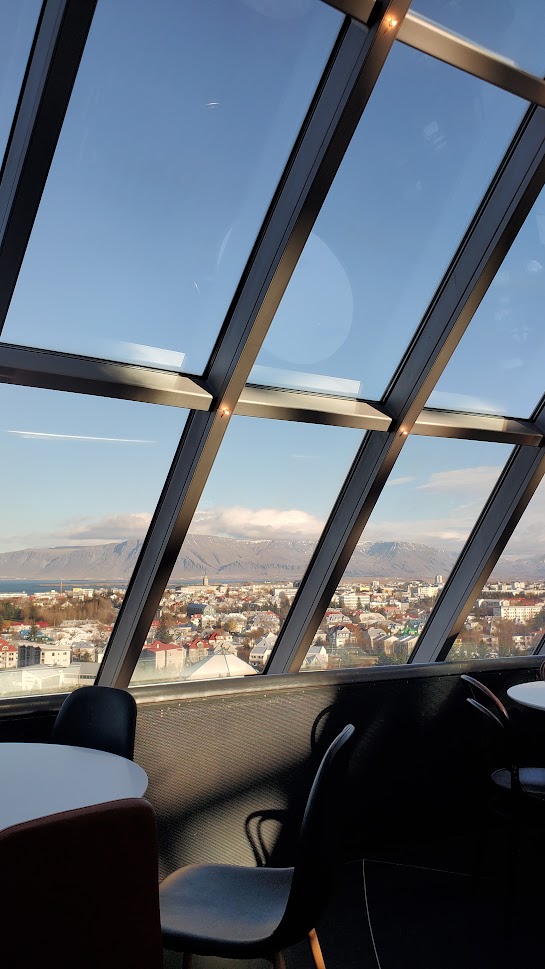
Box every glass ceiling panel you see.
[1,0,342,373]
[0,384,188,699]
[253,43,527,400]
[428,185,545,418]
[446,472,545,662]
[300,436,512,672]
[129,416,361,686]
[0,0,42,169]
[412,1,545,79]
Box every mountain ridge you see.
[0,536,537,581]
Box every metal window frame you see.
[2,0,545,689]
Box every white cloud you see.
[417,466,502,494]
[191,506,324,540]
[527,259,543,273]
[59,513,152,541]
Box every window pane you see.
[0,386,187,698]
[429,186,545,419]
[253,43,527,400]
[2,0,342,372]
[301,437,511,672]
[412,1,545,78]
[447,472,545,662]
[0,1,42,167]
[129,417,361,686]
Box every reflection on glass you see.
[412,0,545,78]
[447,472,545,662]
[129,417,361,686]
[2,0,342,373]
[0,385,187,698]
[301,436,511,672]
[429,186,545,419]
[0,0,42,167]
[254,43,526,400]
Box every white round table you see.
[507,681,545,711]
[0,742,148,831]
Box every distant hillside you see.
[0,536,474,581]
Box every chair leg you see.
[271,952,287,969]
[182,952,193,969]
[307,929,327,969]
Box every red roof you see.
[144,640,183,653]
[0,639,17,652]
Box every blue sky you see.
[1,2,545,566]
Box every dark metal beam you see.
[398,11,545,108]
[266,102,545,675]
[0,343,211,410]
[0,0,98,329]
[0,343,541,444]
[98,3,412,687]
[409,438,545,664]
[0,343,541,446]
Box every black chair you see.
[461,674,545,928]
[160,723,356,969]
[52,685,137,760]
[461,673,545,800]
[0,798,162,969]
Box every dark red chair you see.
[0,798,162,969]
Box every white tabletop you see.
[507,681,545,711]
[0,742,148,831]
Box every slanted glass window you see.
[0,0,42,167]
[446,472,545,662]
[252,43,527,400]
[429,185,545,419]
[0,385,188,698]
[129,417,361,686]
[411,1,545,79]
[300,436,512,672]
[2,0,342,373]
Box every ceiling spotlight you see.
[221,407,230,417]
[387,18,398,28]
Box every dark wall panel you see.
[132,661,543,880]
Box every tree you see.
[155,617,171,644]
[494,619,517,657]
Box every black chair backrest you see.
[52,685,137,760]
[0,798,162,969]
[538,660,545,681]
[464,694,521,795]
[467,696,505,732]
[460,673,509,722]
[276,723,355,947]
